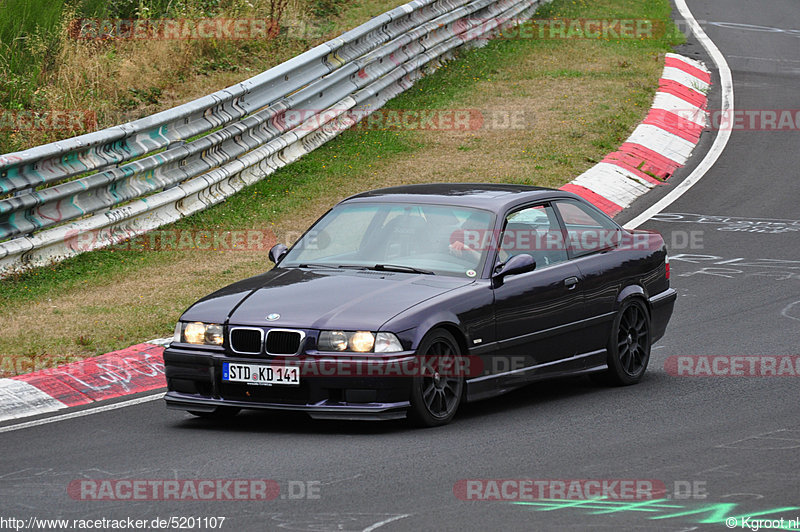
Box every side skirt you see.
[465,351,608,402]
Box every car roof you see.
[340,183,580,212]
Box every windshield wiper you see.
[297,263,338,269]
[297,263,432,274]
[372,264,435,275]
[297,263,368,270]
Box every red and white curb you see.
[0,339,169,422]
[561,53,711,216]
[0,56,713,424]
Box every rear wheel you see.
[408,329,465,427]
[599,299,651,386]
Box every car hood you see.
[181,267,473,331]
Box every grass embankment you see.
[0,0,398,154]
[0,0,684,375]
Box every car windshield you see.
[281,202,495,278]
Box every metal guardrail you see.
[0,0,548,277]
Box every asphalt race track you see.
[1,1,799,530]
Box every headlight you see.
[321,330,349,351]
[176,321,224,346]
[375,332,403,353]
[318,331,403,353]
[349,331,375,352]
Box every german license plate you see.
[222,362,300,386]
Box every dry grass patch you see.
[1,0,407,153]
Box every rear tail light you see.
[665,254,671,280]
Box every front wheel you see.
[600,299,651,386]
[408,329,465,427]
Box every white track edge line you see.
[0,392,164,434]
[363,515,412,532]
[623,0,733,229]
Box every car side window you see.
[554,200,620,258]
[500,204,568,269]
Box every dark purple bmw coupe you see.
[164,184,676,426]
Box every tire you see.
[408,329,465,427]
[188,406,241,419]
[601,298,651,386]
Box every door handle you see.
[564,276,579,290]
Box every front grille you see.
[265,330,304,355]
[230,328,263,354]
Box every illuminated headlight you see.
[176,321,224,346]
[350,331,375,352]
[320,330,349,351]
[318,331,403,353]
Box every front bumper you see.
[649,288,677,343]
[164,394,409,421]
[163,347,415,420]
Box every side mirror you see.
[493,253,536,281]
[269,243,288,264]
